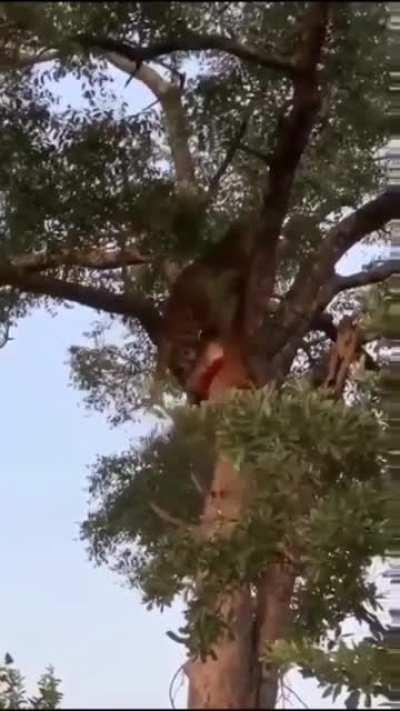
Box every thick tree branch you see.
[262,3,331,223]
[310,189,400,314]
[75,33,297,76]
[74,30,299,197]
[245,2,331,344]
[0,48,58,70]
[330,260,400,297]
[6,245,148,273]
[301,189,400,316]
[321,189,400,268]
[76,37,197,193]
[266,189,400,371]
[1,271,161,345]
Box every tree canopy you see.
[0,2,398,708]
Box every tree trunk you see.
[185,587,254,708]
[185,341,294,709]
[252,564,296,708]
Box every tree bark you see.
[184,344,295,709]
[252,564,296,708]
[185,587,254,709]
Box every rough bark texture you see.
[4,271,161,345]
[253,565,296,708]
[183,344,296,709]
[184,349,256,708]
[244,3,331,346]
[186,588,254,709]
[182,317,370,707]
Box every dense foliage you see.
[82,385,390,706]
[0,2,394,707]
[0,3,389,401]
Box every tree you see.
[0,654,63,709]
[0,2,397,708]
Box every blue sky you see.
[0,61,388,709]
[0,304,188,708]
[1,69,188,709]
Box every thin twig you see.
[208,120,249,195]
[153,58,185,88]
[282,680,309,709]
[125,58,185,89]
[278,676,287,708]
[208,103,255,196]
[150,502,196,533]
[130,97,160,117]
[168,663,186,709]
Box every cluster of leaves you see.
[81,385,388,664]
[45,2,388,415]
[186,2,388,225]
[81,404,215,565]
[68,317,155,426]
[0,3,393,704]
[0,654,62,709]
[365,275,400,342]
[0,2,388,421]
[268,636,387,709]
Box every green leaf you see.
[333,684,342,702]
[322,685,333,699]
[345,690,361,709]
